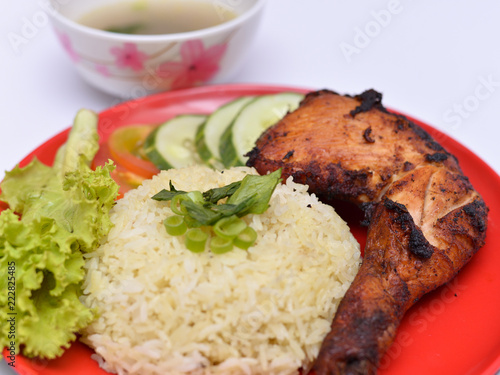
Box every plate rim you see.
[3,83,500,375]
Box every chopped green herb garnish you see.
[181,199,224,225]
[151,169,281,254]
[183,215,203,228]
[213,215,247,240]
[227,169,282,215]
[106,23,144,35]
[210,236,233,254]
[185,228,208,253]
[202,181,242,204]
[151,181,187,201]
[163,215,187,236]
[170,194,191,215]
[234,226,258,250]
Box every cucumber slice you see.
[220,93,304,167]
[195,96,254,169]
[144,114,207,170]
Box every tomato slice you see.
[109,168,144,199]
[91,140,149,199]
[107,125,160,179]
[91,124,162,198]
[0,199,9,211]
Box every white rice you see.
[81,166,361,375]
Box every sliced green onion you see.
[170,194,190,215]
[186,191,204,204]
[163,215,187,236]
[210,236,233,254]
[183,215,203,228]
[185,228,208,253]
[170,191,204,215]
[213,215,247,240]
[234,226,257,250]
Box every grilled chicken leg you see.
[246,89,488,374]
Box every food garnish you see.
[0,109,119,359]
[144,114,207,170]
[107,124,158,178]
[152,169,282,253]
[105,23,144,34]
[219,93,303,167]
[106,93,304,190]
[195,96,254,169]
[184,227,209,253]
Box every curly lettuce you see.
[0,109,119,359]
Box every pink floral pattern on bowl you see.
[110,43,148,72]
[56,32,229,91]
[156,40,228,90]
[49,0,265,97]
[56,31,80,62]
[95,64,111,77]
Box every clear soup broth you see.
[78,0,238,35]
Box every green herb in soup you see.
[78,0,238,35]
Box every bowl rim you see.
[48,0,267,42]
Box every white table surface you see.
[1,1,499,374]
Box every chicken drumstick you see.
[247,89,488,374]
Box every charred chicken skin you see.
[246,89,488,375]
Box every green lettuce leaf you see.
[0,109,119,359]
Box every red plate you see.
[3,84,500,375]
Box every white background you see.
[1,1,499,374]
